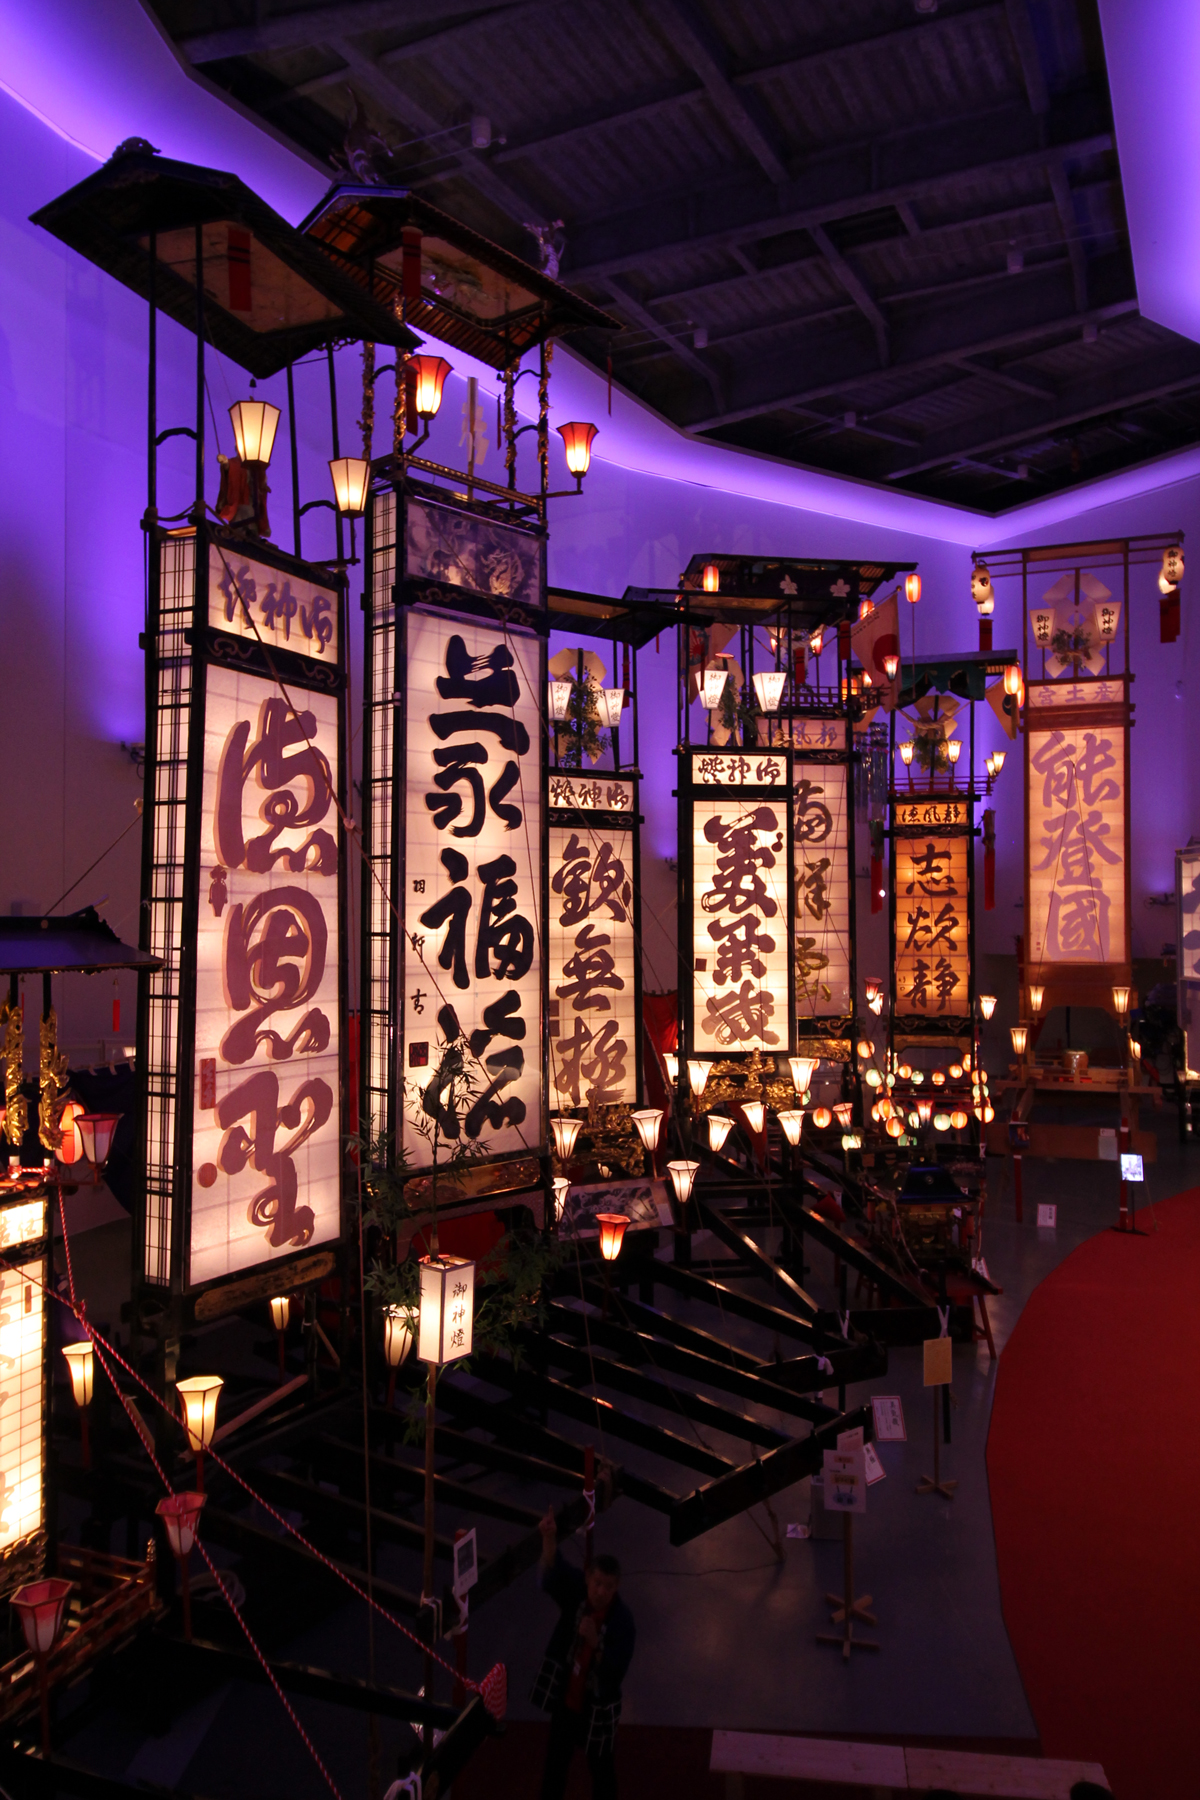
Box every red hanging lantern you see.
[595,1213,630,1261]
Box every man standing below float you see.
[533,1504,636,1800]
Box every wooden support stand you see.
[816,1514,878,1658]
[916,1388,958,1500]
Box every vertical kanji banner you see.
[191,667,343,1283]
[791,719,851,1029]
[892,796,972,1029]
[548,819,637,1107]
[690,753,792,1055]
[401,612,544,1168]
[1025,680,1129,969]
[1177,845,1200,1074]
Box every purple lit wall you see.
[3,0,1200,1061]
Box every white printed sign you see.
[863,1442,885,1486]
[871,1395,907,1442]
[1037,1203,1058,1229]
[823,1446,867,1514]
[1120,1152,1144,1182]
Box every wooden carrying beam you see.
[670,1405,873,1545]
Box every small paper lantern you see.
[950,1109,969,1130]
[864,977,882,1007]
[12,1580,73,1658]
[868,990,884,1016]
[864,1067,882,1088]
[841,1132,862,1151]
[550,1115,583,1161]
[548,678,574,721]
[598,687,625,727]
[905,573,921,606]
[1011,1026,1028,1056]
[856,1039,873,1060]
[789,1056,818,1093]
[751,670,786,713]
[595,1213,630,1262]
[877,1096,894,1120]
[56,1099,86,1165]
[833,1102,853,1126]
[228,398,280,466]
[1112,985,1130,1017]
[701,666,729,710]
[809,627,825,657]
[777,1109,804,1146]
[269,1295,291,1333]
[811,1106,833,1130]
[979,994,997,1020]
[740,1099,766,1135]
[898,1063,912,1080]
[666,1159,700,1204]
[991,751,1006,775]
[687,1061,712,1098]
[62,1341,93,1410]
[1161,545,1184,589]
[664,1053,679,1083]
[1004,663,1022,696]
[384,1305,413,1368]
[910,1069,924,1086]
[706,1114,734,1153]
[557,420,598,477]
[916,1098,934,1125]
[410,353,452,419]
[1130,1039,1142,1060]
[702,562,720,594]
[630,1108,664,1152]
[176,1376,223,1455]
[156,1492,206,1562]
[552,1176,570,1220]
[418,1256,475,1364]
[1093,600,1121,642]
[933,1112,951,1132]
[971,563,995,615]
[899,740,915,766]
[947,738,963,765]
[883,652,900,680]
[329,456,371,516]
[76,1113,121,1168]
[1029,606,1055,648]
[931,1070,946,1087]
[963,1052,973,1070]
[908,1111,921,1129]
[886,1116,904,1139]
[949,1064,963,1081]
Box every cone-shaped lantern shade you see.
[979,994,997,1020]
[598,687,625,727]
[552,1175,570,1220]
[1112,985,1130,1017]
[410,354,452,418]
[706,1114,734,1153]
[549,679,573,721]
[557,420,598,476]
[384,1305,412,1368]
[687,1060,711,1098]
[228,399,280,465]
[595,1213,629,1261]
[740,1100,766,1135]
[550,1115,582,1160]
[751,670,786,713]
[62,1340,93,1409]
[177,1376,223,1454]
[701,666,729,710]
[630,1108,664,1153]
[1011,1025,1028,1056]
[666,1159,700,1205]
[156,1491,206,1561]
[777,1109,804,1147]
[789,1055,818,1094]
[269,1295,291,1333]
[664,1053,679,1083]
[76,1114,121,1168]
[12,1580,72,1657]
[329,456,371,516]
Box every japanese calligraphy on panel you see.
[403,613,543,1167]
[208,545,338,659]
[694,752,787,787]
[191,666,342,1285]
[692,795,791,1053]
[1177,846,1200,1073]
[1026,683,1127,966]
[893,801,970,1021]
[549,824,636,1107]
[793,758,850,1022]
[406,498,542,609]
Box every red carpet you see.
[988,1188,1200,1800]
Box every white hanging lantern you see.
[751,670,786,713]
[630,1108,664,1153]
[1029,607,1055,648]
[687,1060,712,1098]
[706,1114,734,1153]
[666,1159,700,1205]
[598,687,625,727]
[548,679,574,721]
[384,1305,413,1369]
[418,1256,475,1365]
[550,1115,583,1160]
[701,666,729,710]
[777,1109,804,1146]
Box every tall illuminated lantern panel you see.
[0,1185,50,1589]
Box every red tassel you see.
[1161,592,1181,643]
[871,855,883,915]
[112,995,120,1032]
[983,807,996,912]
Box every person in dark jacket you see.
[533,1506,636,1800]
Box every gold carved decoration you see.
[700,1049,795,1116]
[580,1095,642,1179]
[38,1008,68,1156]
[0,999,26,1152]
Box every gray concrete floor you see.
[57,1096,1195,1792]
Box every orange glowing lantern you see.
[557,420,598,478]
[595,1213,630,1261]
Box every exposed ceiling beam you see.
[493,78,702,164]
[882,345,1200,480]
[809,225,889,366]
[1004,0,1049,117]
[329,36,548,225]
[180,1,534,63]
[1047,164,1088,312]
[651,0,787,184]
[896,201,922,237]
[603,279,724,409]
[562,106,1114,282]
[952,356,1057,400]
[686,264,1139,429]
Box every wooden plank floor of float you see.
[710,1729,1109,1797]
